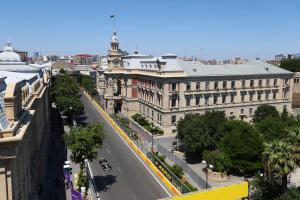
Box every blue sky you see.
[0,0,299,59]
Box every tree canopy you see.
[64,123,105,167]
[220,120,264,175]
[177,111,227,159]
[280,58,300,72]
[79,75,98,97]
[253,104,280,123]
[52,74,84,117]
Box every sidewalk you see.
[64,125,82,200]
[156,136,244,189]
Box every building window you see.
[242,80,246,88]
[241,109,244,114]
[273,92,277,100]
[196,82,200,90]
[186,97,191,107]
[147,107,149,114]
[223,81,227,89]
[266,93,269,101]
[283,89,288,99]
[213,96,218,104]
[171,97,176,107]
[186,82,191,91]
[152,110,154,117]
[230,94,235,103]
[157,113,160,121]
[285,78,289,85]
[214,81,218,90]
[172,83,177,91]
[205,96,209,105]
[231,81,235,89]
[249,108,253,115]
[258,93,261,101]
[250,93,253,101]
[241,93,245,102]
[196,96,200,105]
[171,115,176,125]
[259,80,262,88]
[205,82,209,90]
[222,95,226,104]
[274,79,277,86]
[250,80,254,88]
[266,79,270,87]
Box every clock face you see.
[113,59,119,66]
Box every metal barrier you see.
[85,161,100,200]
[125,115,208,189]
[157,144,208,189]
[148,152,193,194]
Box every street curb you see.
[84,93,181,196]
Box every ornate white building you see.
[98,33,293,134]
[0,42,51,200]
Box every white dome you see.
[0,42,21,62]
[111,32,119,43]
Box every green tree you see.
[263,141,296,190]
[53,74,81,99]
[255,116,286,141]
[52,74,84,118]
[64,123,105,168]
[177,111,227,159]
[203,149,231,173]
[275,188,300,200]
[253,105,280,123]
[252,175,283,200]
[280,107,289,121]
[79,75,97,97]
[220,120,264,175]
[280,58,300,72]
[170,164,184,179]
[56,96,84,117]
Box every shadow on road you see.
[76,114,88,126]
[94,174,117,192]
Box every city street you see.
[80,94,170,200]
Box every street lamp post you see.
[151,133,154,152]
[202,160,213,189]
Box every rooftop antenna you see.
[201,47,203,61]
[135,45,138,54]
[110,13,116,32]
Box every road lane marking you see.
[116,166,122,175]
[86,97,172,197]
[106,148,111,154]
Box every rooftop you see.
[121,54,293,77]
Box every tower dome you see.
[0,42,21,62]
[111,32,119,44]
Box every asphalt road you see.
[80,95,170,200]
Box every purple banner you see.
[71,189,83,200]
[64,169,71,182]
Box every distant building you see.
[97,32,293,135]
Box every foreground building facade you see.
[0,42,50,199]
[98,33,294,135]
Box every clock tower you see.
[107,31,122,70]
